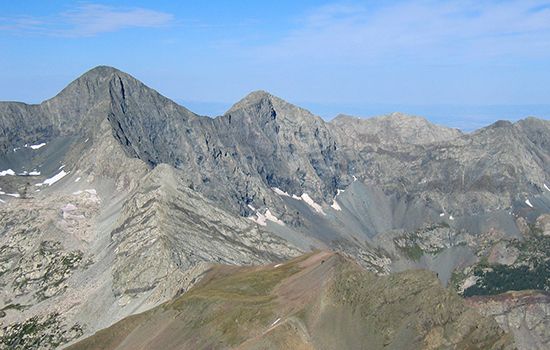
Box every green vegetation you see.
[168,254,308,346]
[0,313,83,349]
[458,233,550,297]
[463,260,550,297]
[397,243,424,261]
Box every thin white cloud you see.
[0,3,174,37]
[251,0,550,64]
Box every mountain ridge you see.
[1,66,549,349]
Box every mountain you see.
[67,252,512,350]
[0,66,549,348]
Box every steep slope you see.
[0,161,301,349]
[0,96,301,349]
[3,66,547,226]
[467,291,550,350]
[67,251,513,350]
[0,66,549,349]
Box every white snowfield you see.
[270,318,281,328]
[0,169,15,176]
[273,188,328,215]
[36,170,68,186]
[272,187,290,197]
[29,143,46,150]
[249,212,267,226]
[301,193,326,215]
[545,184,550,192]
[525,199,534,208]
[264,209,285,225]
[249,208,285,226]
[18,170,41,176]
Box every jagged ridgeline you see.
[0,66,549,349]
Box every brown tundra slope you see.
[68,251,513,350]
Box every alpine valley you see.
[1,66,549,349]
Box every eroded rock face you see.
[536,214,550,236]
[0,115,301,349]
[467,292,550,350]
[0,66,549,348]
[110,164,301,299]
[3,66,549,221]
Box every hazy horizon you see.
[181,99,550,131]
[2,1,550,131]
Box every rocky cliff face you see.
[0,66,549,348]
[467,292,550,350]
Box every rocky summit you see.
[0,66,549,349]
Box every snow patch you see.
[331,200,342,211]
[58,165,65,170]
[29,143,46,150]
[0,169,15,176]
[301,193,326,215]
[439,212,445,217]
[0,198,4,203]
[270,318,281,327]
[544,184,550,192]
[336,189,345,196]
[5,193,20,198]
[249,213,267,226]
[272,187,290,197]
[525,199,533,208]
[265,209,285,225]
[291,194,302,200]
[352,175,357,181]
[274,264,283,268]
[42,170,68,186]
[449,215,455,221]
[18,170,41,176]
[249,208,284,226]
[75,177,81,183]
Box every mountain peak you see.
[225,90,320,125]
[73,65,136,85]
[226,90,280,113]
[331,112,462,144]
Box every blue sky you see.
[1,1,550,130]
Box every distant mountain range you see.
[0,66,549,349]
